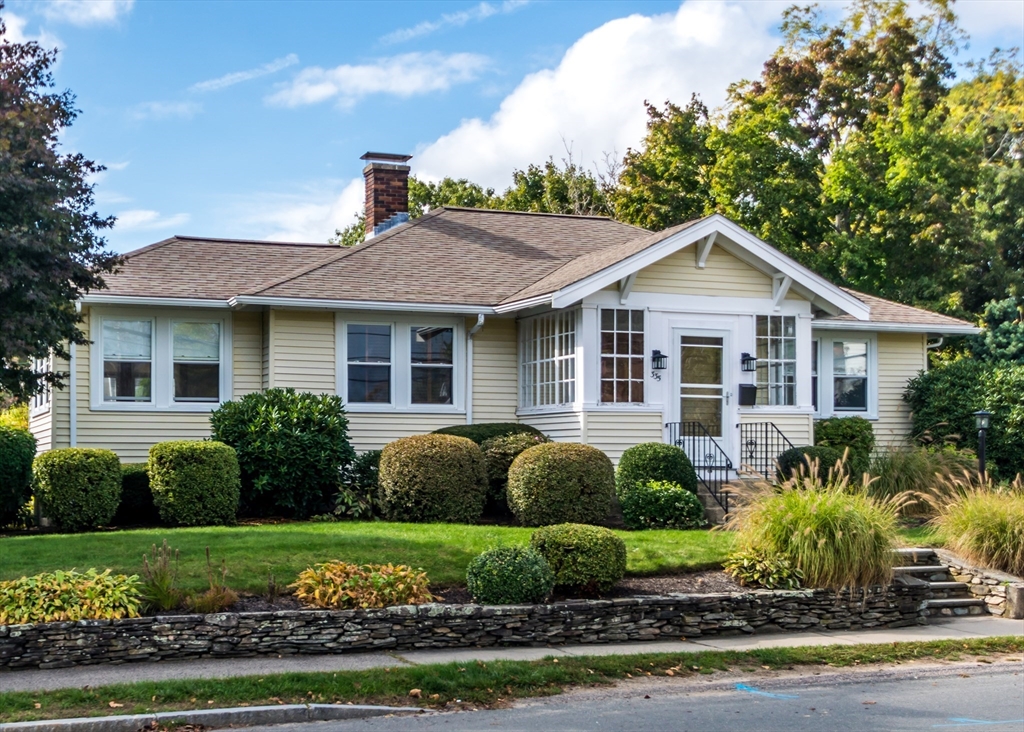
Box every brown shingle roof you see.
[820,289,976,329]
[103,236,338,300]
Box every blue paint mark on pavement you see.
[734,683,799,699]
[932,718,1024,728]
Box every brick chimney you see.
[361,152,412,237]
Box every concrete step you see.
[892,565,949,575]
[925,598,986,608]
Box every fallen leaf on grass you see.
[409,689,422,699]
[33,704,41,709]
[665,670,675,676]
[108,702,123,708]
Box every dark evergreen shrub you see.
[148,441,240,526]
[0,426,35,528]
[379,434,487,523]
[479,432,550,513]
[466,546,554,604]
[530,523,626,595]
[111,463,160,526]
[433,422,544,445]
[616,442,698,496]
[776,446,845,482]
[33,448,121,531]
[814,416,875,475]
[507,442,615,526]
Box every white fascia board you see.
[812,320,979,335]
[493,294,554,314]
[79,294,231,308]
[230,295,495,315]
[549,215,871,320]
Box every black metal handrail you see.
[665,421,732,513]
[739,421,795,479]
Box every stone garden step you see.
[928,581,970,591]
[892,565,949,575]
[926,597,986,608]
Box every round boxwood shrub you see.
[616,442,698,496]
[148,441,240,526]
[530,523,626,595]
[814,416,875,476]
[480,432,550,513]
[507,443,614,526]
[379,434,488,523]
[466,546,554,605]
[33,448,121,531]
[776,446,845,482]
[0,426,36,528]
[433,422,544,445]
[210,388,356,519]
[620,480,707,530]
[111,463,160,526]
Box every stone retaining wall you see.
[0,586,929,670]
[935,549,1024,619]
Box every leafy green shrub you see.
[433,422,544,445]
[140,540,182,612]
[0,569,141,624]
[148,441,240,526]
[466,546,554,605]
[33,448,121,531]
[334,449,382,520]
[931,476,1024,576]
[0,403,28,431]
[291,562,434,608]
[210,388,356,518]
[620,480,707,530]
[616,442,698,496]
[776,445,845,482]
[507,443,615,526]
[480,433,550,512]
[726,469,899,591]
[530,523,626,595]
[905,359,1024,480]
[379,434,487,523]
[0,426,35,528]
[868,443,977,515]
[815,416,875,475]
[723,547,804,590]
[111,463,160,526]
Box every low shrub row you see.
[0,425,35,528]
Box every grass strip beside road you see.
[2,637,1020,723]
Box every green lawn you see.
[0,522,737,594]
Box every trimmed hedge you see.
[619,479,707,530]
[480,432,550,513]
[616,442,698,496]
[0,426,36,528]
[148,441,240,526]
[507,442,615,526]
[814,416,875,476]
[379,434,488,523]
[466,546,554,605]
[33,448,122,531]
[776,446,845,482]
[530,523,626,595]
[111,463,160,526]
[210,388,356,519]
[433,422,544,445]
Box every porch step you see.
[896,549,990,618]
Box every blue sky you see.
[4,0,1023,253]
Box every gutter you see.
[230,295,494,315]
[465,314,486,425]
[811,321,979,335]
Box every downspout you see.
[70,302,80,447]
[466,314,486,425]
[925,337,943,372]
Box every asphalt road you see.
[242,661,1024,731]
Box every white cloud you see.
[41,0,134,26]
[2,10,62,47]
[228,179,365,243]
[381,0,529,44]
[129,100,202,121]
[266,52,489,109]
[115,209,190,232]
[412,1,798,189]
[190,54,300,93]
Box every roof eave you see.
[229,295,496,314]
[812,320,979,335]
[80,294,232,308]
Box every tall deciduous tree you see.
[0,7,117,399]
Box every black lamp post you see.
[973,410,992,481]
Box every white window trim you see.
[29,356,52,417]
[813,331,878,420]
[754,314,798,408]
[596,307,648,407]
[335,314,465,414]
[517,309,579,413]
[89,308,232,412]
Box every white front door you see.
[673,328,733,467]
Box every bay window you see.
[519,311,576,409]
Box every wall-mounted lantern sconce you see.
[651,350,668,370]
[740,352,758,372]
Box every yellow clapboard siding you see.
[270,310,336,393]
[874,332,926,447]
[519,411,582,442]
[585,410,664,464]
[29,408,52,453]
[740,411,814,449]
[232,311,263,398]
[470,317,518,423]
[347,412,465,452]
[633,245,773,297]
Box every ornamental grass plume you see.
[725,455,904,592]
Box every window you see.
[600,309,644,403]
[102,319,152,402]
[411,326,453,405]
[833,340,868,411]
[520,311,576,409]
[347,324,391,403]
[172,323,220,402]
[755,315,796,406]
[30,356,52,414]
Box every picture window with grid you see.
[519,311,576,408]
[600,309,644,403]
[755,315,796,406]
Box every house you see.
[28,152,978,512]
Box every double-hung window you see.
[600,309,644,404]
[102,319,153,402]
[832,340,869,411]
[347,325,392,403]
[755,315,796,406]
[519,311,576,409]
[811,334,874,416]
[30,356,52,415]
[172,323,221,402]
[411,327,454,405]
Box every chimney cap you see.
[361,151,412,163]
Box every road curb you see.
[0,704,423,732]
